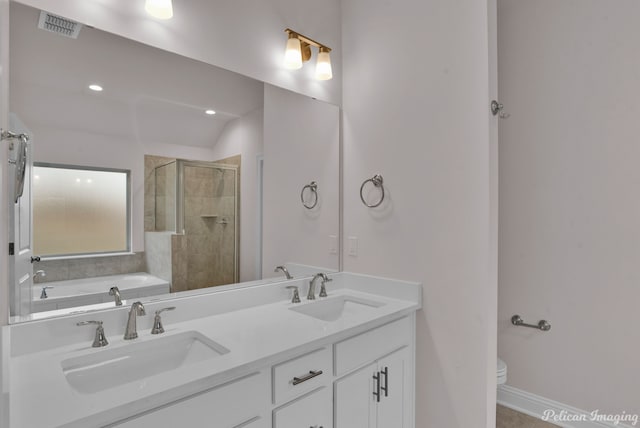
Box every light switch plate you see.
[347,236,358,257]
[329,235,338,254]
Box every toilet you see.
[497,358,507,385]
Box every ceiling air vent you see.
[37,11,82,39]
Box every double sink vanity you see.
[3,272,421,428]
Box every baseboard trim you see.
[497,385,636,428]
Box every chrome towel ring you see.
[360,174,385,208]
[301,181,318,209]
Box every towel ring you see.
[301,181,318,209]
[360,174,385,208]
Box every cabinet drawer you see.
[334,316,411,376]
[112,371,268,428]
[273,347,331,405]
[273,387,332,428]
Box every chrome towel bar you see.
[511,314,551,331]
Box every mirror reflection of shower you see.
[148,157,239,291]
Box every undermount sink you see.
[290,295,385,322]
[61,331,229,394]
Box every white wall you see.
[262,84,340,277]
[341,1,495,427]
[498,0,640,417]
[0,0,9,328]
[13,0,341,106]
[210,108,264,282]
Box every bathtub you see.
[31,273,170,313]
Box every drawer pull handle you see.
[381,367,389,397]
[293,370,323,385]
[373,371,381,402]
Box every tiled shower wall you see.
[35,253,147,284]
[143,155,241,293]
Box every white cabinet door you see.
[335,347,411,428]
[334,362,377,428]
[113,371,268,428]
[274,387,332,428]
[376,347,410,428]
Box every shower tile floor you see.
[497,405,560,428]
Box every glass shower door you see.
[180,162,238,290]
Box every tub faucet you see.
[33,270,46,282]
[124,301,146,340]
[307,273,333,300]
[109,286,123,306]
[274,265,293,280]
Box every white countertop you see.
[7,273,421,428]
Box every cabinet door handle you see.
[381,366,389,397]
[292,370,323,385]
[373,371,381,402]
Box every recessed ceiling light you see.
[205,110,216,115]
[88,84,103,92]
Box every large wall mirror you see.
[8,1,340,321]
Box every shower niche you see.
[145,156,240,293]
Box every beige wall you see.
[341,1,495,427]
[498,0,640,416]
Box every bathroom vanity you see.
[3,273,421,428]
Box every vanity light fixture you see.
[145,0,173,20]
[88,84,103,92]
[205,109,216,115]
[283,29,332,80]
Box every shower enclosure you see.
[153,160,239,290]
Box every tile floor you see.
[497,405,560,428]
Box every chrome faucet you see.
[274,265,293,280]
[124,301,146,340]
[33,270,46,282]
[307,273,333,300]
[109,286,123,306]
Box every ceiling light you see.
[88,84,103,92]
[283,29,332,80]
[145,0,173,20]
[205,110,216,115]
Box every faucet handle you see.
[40,286,54,299]
[319,276,331,298]
[77,320,109,347]
[151,307,176,334]
[286,286,301,303]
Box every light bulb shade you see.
[315,49,333,80]
[145,0,173,19]
[284,36,303,70]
